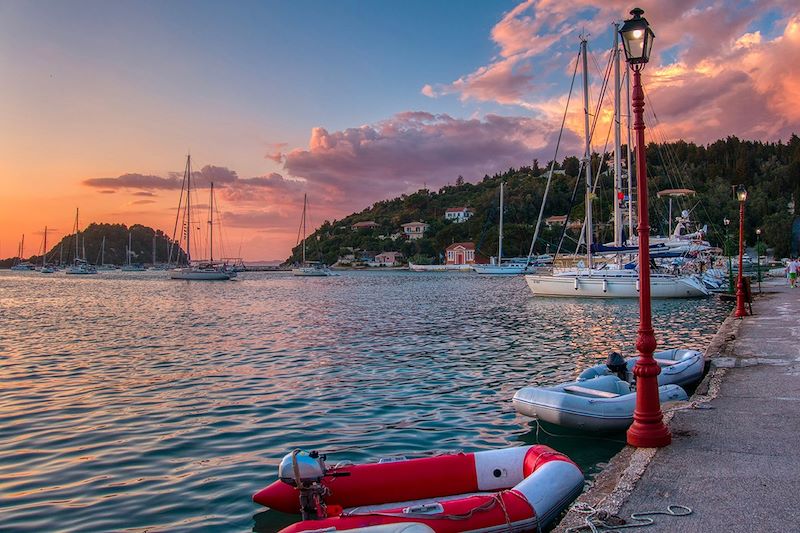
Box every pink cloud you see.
[280,112,581,214]
[423,1,800,143]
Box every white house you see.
[372,251,404,267]
[401,221,429,240]
[444,207,474,223]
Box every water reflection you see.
[0,270,731,531]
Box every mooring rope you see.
[566,502,692,532]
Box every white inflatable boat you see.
[513,375,688,432]
[577,349,705,388]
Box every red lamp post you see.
[735,185,749,317]
[620,8,671,448]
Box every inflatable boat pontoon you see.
[513,375,688,432]
[578,348,705,388]
[254,445,584,532]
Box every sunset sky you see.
[2,0,798,260]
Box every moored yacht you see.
[291,194,331,277]
[169,160,232,281]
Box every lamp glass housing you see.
[736,185,748,202]
[620,8,654,64]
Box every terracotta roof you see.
[446,242,475,251]
[402,221,428,227]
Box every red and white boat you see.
[253,445,584,532]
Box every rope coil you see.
[565,503,692,532]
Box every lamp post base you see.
[627,421,672,448]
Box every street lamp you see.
[619,8,671,448]
[735,184,748,317]
[724,218,733,293]
[756,228,762,293]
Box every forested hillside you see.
[287,134,800,265]
[1,223,182,268]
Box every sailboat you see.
[11,234,35,271]
[523,36,707,298]
[121,231,146,271]
[96,236,116,270]
[66,209,97,275]
[170,155,232,281]
[473,182,532,275]
[292,193,331,276]
[40,227,54,273]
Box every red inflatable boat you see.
[253,445,584,532]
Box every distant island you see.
[286,134,800,266]
[1,223,184,268]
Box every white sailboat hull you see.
[472,264,529,275]
[66,265,98,275]
[408,262,474,272]
[292,267,332,276]
[525,273,709,298]
[170,268,231,280]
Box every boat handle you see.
[402,503,444,515]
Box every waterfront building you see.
[446,242,477,265]
[373,251,403,267]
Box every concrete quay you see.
[555,279,800,532]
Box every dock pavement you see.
[555,279,800,532]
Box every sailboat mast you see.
[20,234,24,260]
[152,235,156,265]
[186,155,192,264]
[101,236,105,265]
[581,37,594,270]
[74,208,79,262]
[60,242,64,265]
[626,68,635,243]
[613,26,623,247]
[127,232,132,266]
[498,182,504,263]
[210,182,214,263]
[301,193,307,264]
[43,227,47,267]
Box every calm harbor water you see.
[0,270,731,532]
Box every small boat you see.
[513,375,688,432]
[254,445,584,533]
[577,349,705,388]
[64,209,98,275]
[11,234,35,270]
[65,259,98,275]
[122,231,147,271]
[292,194,332,277]
[169,158,233,281]
[38,226,55,273]
[171,263,231,280]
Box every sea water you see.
[0,270,731,531]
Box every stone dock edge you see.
[552,296,745,532]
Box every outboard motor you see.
[278,450,329,520]
[606,352,628,382]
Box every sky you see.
[1,0,798,261]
